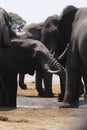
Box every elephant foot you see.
[38,93,45,97]
[59,102,79,108]
[58,94,64,102]
[38,91,54,97]
[38,91,45,97]
[44,92,54,97]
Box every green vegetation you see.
[9,12,26,32]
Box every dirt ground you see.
[0,82,87,130]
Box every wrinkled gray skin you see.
[36,14,84,99]
[58,5,87,108]
[19,15,84,99]
[19,22,44,90]
[0,7,17,107]
[19,15,66,98]
[0,38,65,107]
[40,14,84,99]
[38,14,67,97]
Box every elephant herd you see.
[0,5,87,108]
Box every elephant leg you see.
[2,69,17,108]
[0,77,6,107]
[58,66,66,102]
[0,68,17,107]
[6,72,17,107]
[43,72,54,97]
[35,71,45,96]
[58,76,65,102]
[59,67,81,108]
[19,74,27,89]
[59,50,81,108]
[58,78,84,102]
[0,90,6,106]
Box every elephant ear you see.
[11,39,36,57]
[59,5,78,27]
[11,39,23,43]
[26,44,37,60]
[2,23,11,47]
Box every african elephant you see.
[18,22,44,89]
[38,14,84,99]
[0,7,17,107]
[57,5,87,108]
[0,38,65,107]
[36,14,67,97]
[19,13,85,100]
[19,15,67,98]
[35,14,84,98]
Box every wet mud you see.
[0,80,87,130]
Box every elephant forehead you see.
[60,5,77,18]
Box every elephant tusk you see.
[11,39,24,43]
[58,44,69,60]
[47,69,60,74]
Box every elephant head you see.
[17,22,44,41]
[58,5,78,44]
[41,14,59,56]
[7,39,65,77]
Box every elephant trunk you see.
[48,52,65,74]
[47,52,66,100]
[40,51,65,76]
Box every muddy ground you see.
[0,82,87,130]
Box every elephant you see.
[0,38,65,107]
[0,7,17,107]
[57,5,87,108]
[19,12,85,101]
[39,14,83,99]
[18,15,67,98]
[36,14,67,97]
[19,14,84,99]
[35,14,84,98]
[18,22,44,89]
